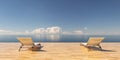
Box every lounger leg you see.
[19,45,23,51]
[98,45,102,49]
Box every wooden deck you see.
[0,42,120,60]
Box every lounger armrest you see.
[80,43,87,45]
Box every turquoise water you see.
[0,35,120,42]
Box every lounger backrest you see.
[17,37,34,45]
[87,37,104,46]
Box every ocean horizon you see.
[0,35,120,42]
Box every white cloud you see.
[25,30,30,34]
[62,31,71,35]
[0,30,13,35]
[0,26,62,35]
[31,26,61,34]
[32,28,45,34]
[0,29,31,35]
[46,26,61,34]
[73,30,83,34]
[0,30,11,33]
[84,27,88,30]
[62,30,83,35]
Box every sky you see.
[0,0,120,35]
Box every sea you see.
[0,34,120,42]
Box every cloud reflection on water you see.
[46,34,60,41]
[33,34,60,41]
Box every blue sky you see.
[0,0,120,35]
